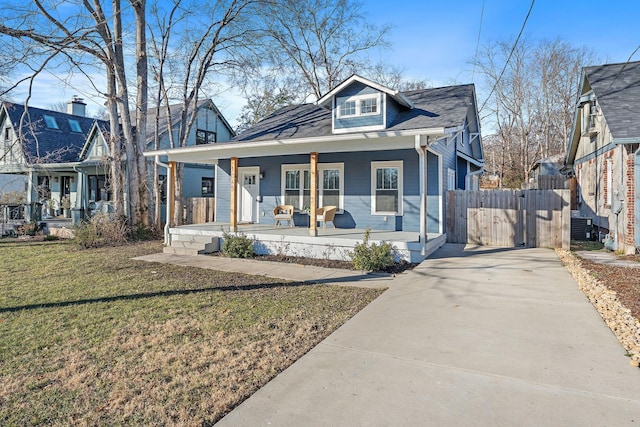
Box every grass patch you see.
[570,240,604,251]
[0,240,383,425]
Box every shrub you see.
[351,228,395,272]
[221,232,254,258]
[43,234,59,241]
[74,213,130,248]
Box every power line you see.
[605,43,640,92]
[471,0,486,82]
[479,0,535,113]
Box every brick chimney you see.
[67,96,86,117]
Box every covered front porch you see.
[165,222,446,263]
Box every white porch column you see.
[415,136,427,251]
[309,152,318,237]
[230,157,238,233]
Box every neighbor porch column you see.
[230,157,238,232]
[168,161,176,226]
[309,152,318,237]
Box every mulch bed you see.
[579,257,640,320]
[210,252,417,274]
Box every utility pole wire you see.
[471,0,485,82]
[479,0,535,113]
[604,43,640,92]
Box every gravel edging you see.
[556,248,640,367]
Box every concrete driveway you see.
[217,244,640,426]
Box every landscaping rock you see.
[557,249,640,368]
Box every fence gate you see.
[184,197,215,224]
[446,189,570,249]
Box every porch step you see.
[165,235,220,256]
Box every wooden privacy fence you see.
[446,189,570,249]
[184,197,215,224]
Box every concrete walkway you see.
[134,252,394,289]
[577,250,640,268]
[216,244,640,426]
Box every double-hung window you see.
[282,163,344,211]
[371,161,403,215]
[337,94,380,118]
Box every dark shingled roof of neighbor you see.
[584,60,640,140]
[232,84,476,142]
[3,102,100,163]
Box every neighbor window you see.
[43,115,59,129]
[606,159,612,206]
[68,119,82,133]
[4,127,10,140]
[448,168,456,191]
[196,129,216,145]
[371,161,403,215]
[159,174,167,203]
[201,177,214,197]
[282,163,344,211]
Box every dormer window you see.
[340,101,356,117]
[337,94,380,118]
[360,97,378,114]
[43,115,59,129]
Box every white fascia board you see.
[317,75,414,109]
[144,128,446,163]
[456,150,484,167]
[613,137,640,145]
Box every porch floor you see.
[169,222,446,263]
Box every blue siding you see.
[183,164,215,198]
[212,143,464,235]
[334,82,384,130]
[427,151,440,233]
[386,96,402,127]
[216,160,231,223]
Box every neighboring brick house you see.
[564,61,640,253]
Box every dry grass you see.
[0,239,383,425]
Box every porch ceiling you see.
[143,128,446,163]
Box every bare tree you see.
[0,0,153,224]
[251,0,390,100]
[147,0,255,226]
[474,37,595,188]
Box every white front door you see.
[238,167,259,223]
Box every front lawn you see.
[0,239,383,425]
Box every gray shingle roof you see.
[585,61,640,140]
[233,84,475,142]
[3,102,101,163]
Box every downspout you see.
[466,166,484,190]
[155,155,171,246]
[415,135,427,255]
[634,145,640,252]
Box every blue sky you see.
[365,0,639,87]
[11,0,640,128]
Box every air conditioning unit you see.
[571,217,593,241]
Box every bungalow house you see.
[0,97,234,223]
[564,60,640,253]
[146,75,484,261]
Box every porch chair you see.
[273,205,295,228]
[316,206,337,229]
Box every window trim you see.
[281,163,344,212]
[336,93,381,119]
[371,160,403,215]
[447,168,456,191]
